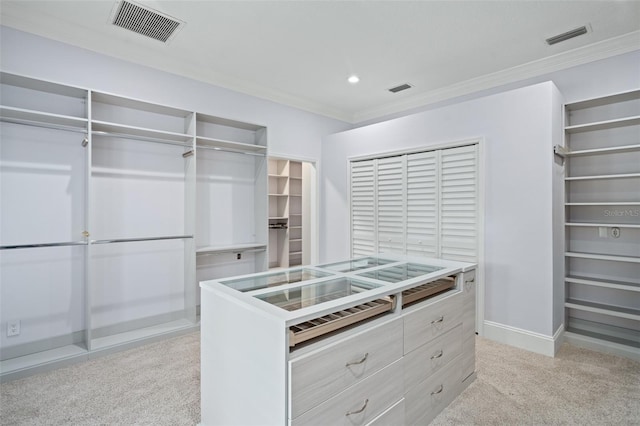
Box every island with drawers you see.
[200,255,477,425]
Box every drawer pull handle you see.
[431,316,444,324]
[431,385,444,395]
[431,350,443,359]
[346,352,369,367]
[465,278,475,284]
[346,399,369,416]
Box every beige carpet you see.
[1,332,638,425]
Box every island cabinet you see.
[200,255,477,425]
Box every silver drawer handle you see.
[431,350,443,360]
[346,352,369,367]
[431,385,444,395]
[346,399,369,416]
[431,316,444,324]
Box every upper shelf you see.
[565,116,640,134]
[566,144,640,157]
[196,135,267,153]
[1,105,88,131]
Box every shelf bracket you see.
[554,145,568,163]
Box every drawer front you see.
[462,269,476,336]
[461,336,475,381]
[405,356,462,426]
[366,398,405,426]
[292,359,404,426]
[404,323,462,392]
[403,292,462,354]
[290,318,403,419]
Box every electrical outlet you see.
[7,320,20,337]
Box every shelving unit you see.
[0,72,269,381]
[562,89,640,360]
[195,113,268,299]
[267,159,306,269]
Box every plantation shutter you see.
[406,151,438,257]
[376,156,406,254]
[439,145,478,262]
[350,160,376,256]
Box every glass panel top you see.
[357,262,444,283]
[255,277,382,311]
[220,268,333,292]
[318,256,396,273]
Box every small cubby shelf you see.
[563,88,640,360]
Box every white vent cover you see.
[111,0,184,43]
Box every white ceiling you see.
[1,1,639,123]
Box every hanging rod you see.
[92,131,193,148]
[90,235,193,245]
[0,116,88,134]
[1,240,88,250]
[196,247,266,256]
[196,144,266,157]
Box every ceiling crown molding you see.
[352,30,640,124]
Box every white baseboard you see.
[483,321,564,357]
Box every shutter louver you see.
[376,156,405,254]
[439,145,478,262]
[406,151,438,257]
[351,160,376,256]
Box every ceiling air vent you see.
[546,25,588,45]
[111,0,184,43]
[388,83,413,94]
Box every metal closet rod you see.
[91,235,193,244]
[196,144,266,157]
[197,247,266,256]
[1,241,88,250]
[92,131,193,148]
[1,117,87,134]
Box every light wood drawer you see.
[292,359,404,426]
[461,336,475,381]
[404,323,462,392]
[405,356,462,426]
[290,318,403,419]
[366,398,405,426]
[403,292,462,354]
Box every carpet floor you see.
[1,332,638,425]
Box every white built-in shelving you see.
[267,159,306,269]
[0,71,268,380]
[562,89,640,360]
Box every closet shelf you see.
[565,144,640,157]
[1,105,88,130]
[565,275,640,292]
[565,252,640,263]
[565,323,640,351]
[268,193,288,197]
[196,243,267,255]
[268,174,288,179]
[565,222,640,229]
[565,173,640,181]
[196,135,266,153]
[565,115,640,134]
[565,299,640,321]
[92,120,192,144]
[565,202,640,206]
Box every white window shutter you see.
[350,160,376,256]
[406,151,438,257]
[439,145,478,262]
[376,156,405,254]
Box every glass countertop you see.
[219,268,333,292]
[318,256,396,273]
[254,277,382,311]
[357,262,444,283]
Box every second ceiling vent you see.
[388,83,413,94]
[111,0,184,43]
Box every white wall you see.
[0,26,351,161]
[321,82,563,353]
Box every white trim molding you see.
[483,321,565,357]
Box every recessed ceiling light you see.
[348,75,360,84]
